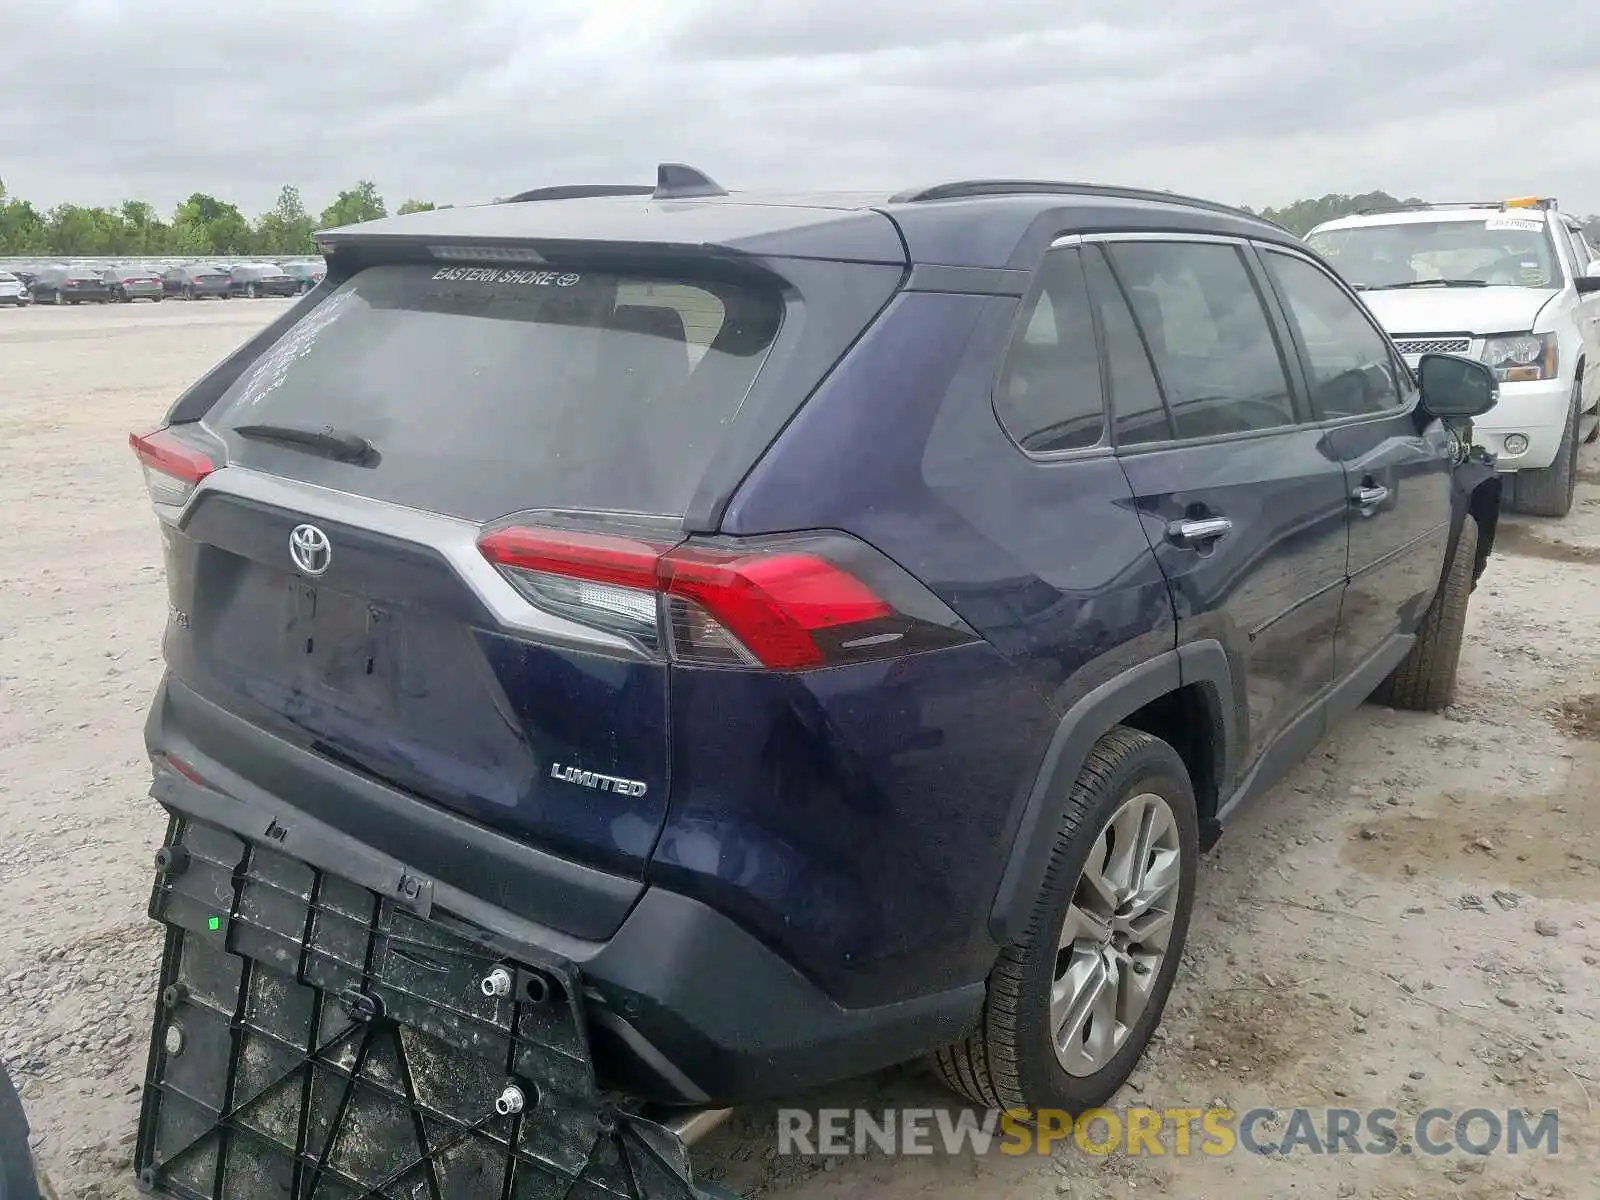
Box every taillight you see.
[129,426,217,509]
[477,525,973,670]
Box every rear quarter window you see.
[206,262,783,522]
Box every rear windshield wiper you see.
[1357,279,1490,290]
[232,422,376,464]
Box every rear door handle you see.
[1352,485,1390,510]
[1166,516,1233,546]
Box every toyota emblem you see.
[289,524,332,576]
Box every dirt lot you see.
[1,299,1597,1200]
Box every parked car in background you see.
[162,264,232,301]
[1307,197,1600,517]
[124,168,1503,1192]
[13,269,41,294]
[279,259,326,292]
[104,266,164,303]
[228,262,301,298]
[0,272,28,306]
[30,266,115,304]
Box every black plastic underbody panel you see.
[136,811,708,1199]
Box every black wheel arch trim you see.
[987,642,1238,944]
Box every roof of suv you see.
[318,165,1301,271]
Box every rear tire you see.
[1509,386,1579,517]
[1372,518,1478,712]
[933,726,1197,1113]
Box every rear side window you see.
[207,262,783,522]
[1106,241,1296,439]
[1082,248,1171,446]
[993,247,1105,454]
[1262,249,1403,419]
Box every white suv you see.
[1307,199,1600,517]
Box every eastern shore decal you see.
[431,266,581,286]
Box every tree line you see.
[1248,190,1600,241]
[5,178,1599,258]
[0,179,442,259]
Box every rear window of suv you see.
[206,262,784,522]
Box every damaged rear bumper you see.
[135,776,731,1199]
[144,680,985,1107]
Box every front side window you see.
[1263,250,1404,419]
[1560,224,1595,275]
[993,247,1106,454]
[1307,217,1564,290]
[1105,240,1296,438]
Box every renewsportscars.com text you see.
[777,1107,1559,1159]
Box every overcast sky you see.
[3,0,1599,218]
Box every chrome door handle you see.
[1167,516,1233,546]
[1352,485,1390,509]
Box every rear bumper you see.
[145,677,983,1105]
[1473,378,1572,470]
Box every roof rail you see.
[501,184,654,203]
[654,163,727,199]
[887,179,1273,224]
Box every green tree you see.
[0,196,48,256]
[396,198,436,214]
[320,181,387,228]
[1257,191,1427,236]
[253,185,316,255]
[45,204,125,256]
[172,192,252,256]
[117,200,169,255]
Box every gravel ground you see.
[2,299,1597,1200]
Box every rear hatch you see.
[135,244,911,934]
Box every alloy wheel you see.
[1051,791,1182,1076]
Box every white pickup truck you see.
[1308,198,1600,517]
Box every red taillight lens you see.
[477,526,955,671]
[130,426,216,508]
[661,549,891,668]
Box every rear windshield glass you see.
[1307,218,1564,290]
[206,262,784,521]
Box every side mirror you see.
[1418,353,1498,419]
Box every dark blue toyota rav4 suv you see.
[126,165,1501,1198]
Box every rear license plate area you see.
[286,582,399,711]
